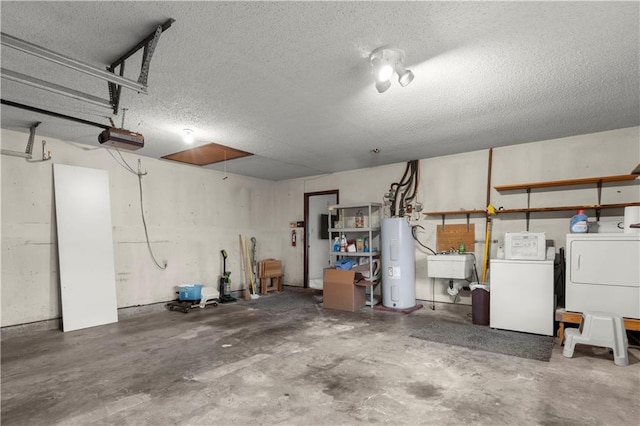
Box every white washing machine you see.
[490,251,555,336]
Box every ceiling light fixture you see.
[369,46,415,93]
[183,128,194,144]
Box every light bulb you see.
[183,128,194,144]
[396,63,414,87]
[377,63,393,82]
[375,80,391,93]
[371,57,393,82]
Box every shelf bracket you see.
[595,180,604,222]
[441,214,446,229]
[596,180,603,206]
[1,121,39,159]
[525,187,532,231]
[466,213,471,231]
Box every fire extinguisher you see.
[291,229,297,247]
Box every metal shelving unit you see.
[328,202,382,306]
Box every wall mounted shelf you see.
[424,209,486,216]
[422,175,638,229]
[493,174,639,229]
[423,209,487,227]
[496,203,640,215]
[494,174,637,192]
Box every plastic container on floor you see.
[178,284,203,301]
[470,283,490,326]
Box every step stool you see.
[258,259,283,295]
[199,286,220,308]
[260,275,283,295]
[562,311,629,366]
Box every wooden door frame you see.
[303,189,339,288]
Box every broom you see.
[245,236,258,297]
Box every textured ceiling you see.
[1,1,638,181]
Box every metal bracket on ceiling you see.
[0,18,173,116]
[25,121,40,157]
[138,25,163,86]
[0,121,48,161]
[108,19,174,115]
[0,32,148,93]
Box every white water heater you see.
[381,217,416,309]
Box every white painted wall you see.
[1,129,281,327]
[276,127,640,305]
[275,164,412,287]
[2,126,638,326]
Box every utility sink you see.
[427,254,474,279]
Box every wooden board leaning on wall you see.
[436,224,475,253]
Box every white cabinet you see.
[328,203,382,305]
[566,233,640,318]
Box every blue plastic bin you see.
[178,284,203,301]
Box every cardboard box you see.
[322,268,366,312]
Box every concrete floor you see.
[2,290,639,425]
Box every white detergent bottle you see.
[570,210,589,233]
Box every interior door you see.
[304,191,338,289]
